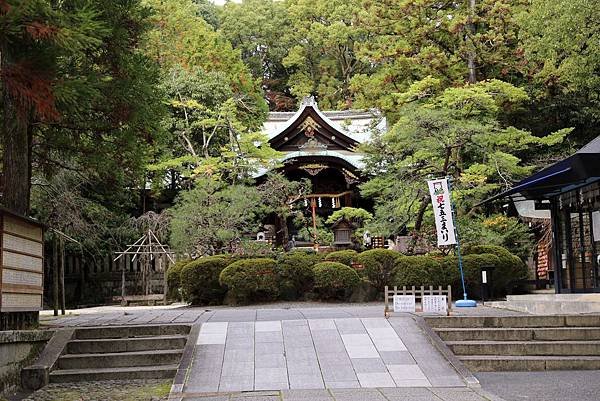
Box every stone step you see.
[434,327,600,342]
[487,300,600,315]
[66,334,187,354]
[49,364,179,383]
[459,355,600,372]
[507,294,600,302]
[447,340,600,356]
[74,324,190,340]
[57,349,183,370]
[425,315,600,328]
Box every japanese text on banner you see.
[427,178,457,246]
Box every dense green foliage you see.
[277,250,321,297]
[356,249,403,291]
[389,246,525,298]
[326,208,373,226]
[4,0,597,293]
[392,256,444,288]
[324,250,358,267]
[313,261,361,300]
[166,259,191,301]
[170,179,262,256]
[464,245,529,293]
[180,256,231,305]
[360,79,569,238]
[219,258,279,303]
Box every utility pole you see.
[467,0,477,83]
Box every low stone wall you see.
[0,330,54,396]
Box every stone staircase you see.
[425,315,600,371]
[487,294,600,314]
[49,325,190,383]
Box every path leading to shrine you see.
[40,304,512,401]
[185,316,462,392]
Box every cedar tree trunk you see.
[1,47,32,215]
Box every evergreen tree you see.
[1,0,164,215]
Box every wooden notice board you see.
[0,209,45,313]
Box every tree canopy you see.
[1,0,597,261]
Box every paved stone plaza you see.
[187,317,459,392]
[38,304,515,401]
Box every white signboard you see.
[427,178,457,246]
[393,295,416,313]
[422,295,448,314]
[593,211,600,242]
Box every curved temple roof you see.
[255,97,384,178]
[263,96,386,145]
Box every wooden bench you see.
[384,285,452,317]
[112,294,165,306]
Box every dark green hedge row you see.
[166,245,528,305]
[391,245,529,296]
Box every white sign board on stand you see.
[422,295,448,314]
[393,295,416,313]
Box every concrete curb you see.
[170,310,215,400]
[413,316,480,388]
[472,386,509,401]
[21,328,74,390]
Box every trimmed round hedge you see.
[443,253,501,296]
[464,245,528,294]
[166,259,190,301]
[313,261,361,300]
[391,255,444,288]
[356,249,403,290]
[277,250,321,298]
[324,250,357,266]
[219,258,279,303]
[180,256,231,305]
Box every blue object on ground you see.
[456,299,477,307]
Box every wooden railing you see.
[384,285,452,316]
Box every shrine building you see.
[486,135,600,293]
[257,96,386,245]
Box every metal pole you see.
[447,176,476,307]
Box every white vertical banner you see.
[427,178,457,246]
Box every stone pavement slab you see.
[182,315,465,394]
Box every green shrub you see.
[166,259,190,301]
[277,250,321,298]
[356,249,403,290]
[464,245,529,294]
[391,256,444,288]
[313,261,361,300]
[324,249,358,266]
[219,258,279,303]
[180,256,231,305]
[443,253,501,298]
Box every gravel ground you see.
[16,380,171,401]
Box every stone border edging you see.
[170,310,215,399]
[0,330,54,344]
[413,315,480,388]
[21,328,74,390]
